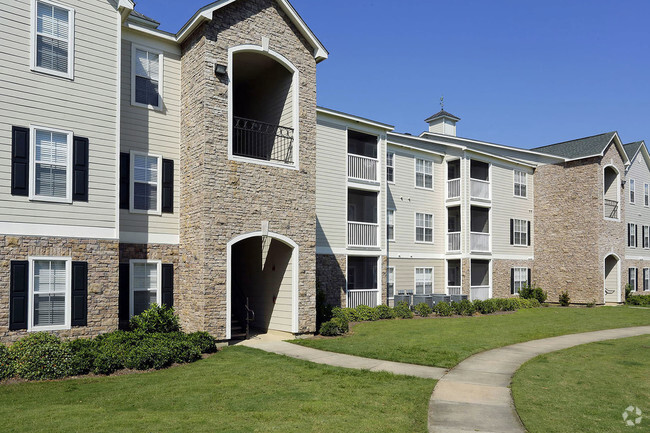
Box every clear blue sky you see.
[134,0,650,149]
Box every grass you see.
[0,346,434,433]
[295,306,650,368]
[512,335,650,433]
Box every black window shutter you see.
[510,268,515,294]
[120,153,130,210]
[635,268,639,291]
[527,268,532,286]
[635,225,638,247]
[72,136,89,202]
[71,262,88,327]
[162,159,174,214]
[527,221,531,246]
[161,264,174,307]
[628,224,632,247]
[10,261,29,331]
[510,219,514,245]
[119,263,130,328]
[11,126,30,196]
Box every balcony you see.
[447,178,460,199]
[348,221,379,247]
[604,199,619,220]
[470,179,490,200]
[447,232,461,252]
[348,154,378,182]
[447,286,461,295]
[470,232,490,252]
[348,289,378,308]
[233,116,294,164]
[470,286,490,301]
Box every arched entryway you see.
[604,254,620,303]
[226,232,299,340]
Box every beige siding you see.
[0,0,118,230]
[119,30,181,238]
[389,258,445,295]
[625,153,650,258]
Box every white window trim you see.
[414,267,434,295]
[414,158,434,190]
[29,125,73,203]
[513,218,528,247]
[131,44,164,111]
[415,212,434,244]
[28,256,71,332]
[644,225,650,249]
[630,179,636,204]
[512,267,528,294]
[129,150,162,215]
[644,268,650,291]
[630,223,637,248]
[30,0,75,80]
[387,209,395,242]
[513,170,527,198]
[129,259,162,318]
[387,266,395,299]
[645,183,649,207]
[387,152,395,184]
[629,267,637,292]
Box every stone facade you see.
[0,236,119,343]
[624,260,650,295]
[492,259,535,299]
[179,0,318,338]
[316,254,346,308]
[119,242,180,305]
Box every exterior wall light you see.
[214,63,227,76]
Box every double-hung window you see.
[132,46,163,110]
[512,267,528,294]
[514,170,527,197]
[32,0,74,79]
[415,268,433,295]
[387,267,395,299]
[629,223,638,248]
[630,179,636,204]
[645,184,649,207]
[387,152,395,183]
[415,213,433,243]
[131,152,162,214]
[387,209,395,241]
[644,268,650,291]
[415,158,433,189]
[30,126,72,202]
[30,257,71,330]
[130,260,161,317]
[629,268,637,292]
[513,219,528,246]
[643,226,650,249]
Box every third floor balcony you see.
[348,130,379,183]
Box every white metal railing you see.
[348,154,378,182]
[347,289,378,308]
[348,221,379,247]
[447,232,461,251]
[470,178,490,199]
[447,286,461,295]
[470,286,490,301]
[447,178,460,199]
[470,232,490,252]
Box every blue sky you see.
[134,0,650,149]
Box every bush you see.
[392,301,413,319]
[65,338,96,376]
[474,299,497,315]
[355,305,380,322]
[452,299,476,316]
[160,333,201,364]
[559,291,571,306]
[414,303,432,317]
[319,317,349,336]
[434,302,453,317]
[129,304,180,334]
[9,333,72,380]
[375,304,394,319]
[188,332,217,354]
[625,284,632,301]
[519,284,548,303]
[316,288,333,330]
[332,307,359,323]
[0,344,14,380]
[627,294,650,306]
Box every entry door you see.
[604,258,620,303]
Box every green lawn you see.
[0,346,434,433]
[294,306,650,368]
[512,335,650,433]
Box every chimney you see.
[424,109,460,136]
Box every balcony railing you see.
[470,178,490,200]
[470,232,490,252]
[447,286,461,295]
[348,289,378,308]
[604,199,619,219]
[447,178,460,199]
[447,232,461,252]
[470,286,490,301]
[233,116,294,164]
[348,154,378,182]
[348,221,379,247]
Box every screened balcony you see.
[447,206,461,252]
[348,189,379,247]
[447,259,461,295]
[447,159,461,199]
[470,259,490,300]
[347,256,378,308]
[470,206,490,252]
[470,160,490,200]
[348,130,379,182]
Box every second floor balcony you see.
[348,130,379,183]
[348,221,379,247]
[347,188,379,248]
[233,117,294,164]
[470,206,490,252]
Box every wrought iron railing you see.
[604,199,619,219]
[233,116,294,164]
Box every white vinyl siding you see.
[415,158,433,189]
[130,260,161,317]
[132,45,163,110]
[31,0,74,79]
[513,219,528,246]
[387,152,394,183]
[514,170,527,197]
[512,267,527,294]
[387,209,395,241]
[391,258,445,296]
[29,257,71,331]
[130,152,161,214]
[630,179,636,204]
[624,154,650,259]
[30,126,72,203]
[415,212,433,243]
[414,267,433,295]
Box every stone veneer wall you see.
[534,143,627,304]
[180,0,318,338]
[0,236,119,343]
[119,243,180,305]
[624,260,650,295]
[316,254,346,308]
[492,259,535,299]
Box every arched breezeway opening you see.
[604,254,621,304]
[226,232,299,340]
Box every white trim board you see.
[316,247,387,256]
[1,222,117,240]
[119,232,180,245]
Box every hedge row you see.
[627,294,650,306]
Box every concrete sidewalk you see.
[428,325,650,433]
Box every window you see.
[415,268,433,295]
[644,226,650,249]
[415,213,433,243]
[645,184,649,207]
[512,267,528,294]
[387,209,395,241]
[31,0,74,79]
[130,261,161,317]
[415,158,433,189]
[629,268,637,292]
[387,267,395,299]
[130,152,162,214]
[30,258,71,330]
[30,126,72,202]
[630,179,636,204]
[644,268,650,291]
[514,170,527,197]
[132,46,163,109]
[628,223,638,248]
[387,152,394,183]
[513,219,528,246]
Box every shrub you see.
[65,338,96,376]
[188,332,217,354]
[475,299,497,314]
[627,294,650,306]
[414,303,432,317]
[559,291,571,306]
[519,284,548,303]
[9,333,72,380]
[123,337,174,370]
[375,304,394,319]
[160,333,201,364]
[319,317,349,336]
[625,284,632,301]
[355,305,380,321]
[392,301,413,319]
[0,344,14,380]
[129,304,180,334]
[452,299,476,316]
[434,302,453,317]
[332,307,359,323]
[92,351,122,375]
[316,288,333,329]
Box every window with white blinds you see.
[131,261,161,317]
[387,267,395,299]
[31,127,72,202]
[512,267,528,294]
[415,212,433,243]
[131,152,161,213]
[514,170,527,197]
[415,158,433,189]
[32,259,69,329]
[133,47,162,109]
[33,1,73,78]
[415,268,433,295]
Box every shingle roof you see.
[532,132,617,159]
[130,10,160,27]
[425,110,461,123]
[623,141,644,160]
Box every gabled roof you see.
[129,10,160,28]
[624,141,644,161]
[425,109,460,123]
[532,132,618,160]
